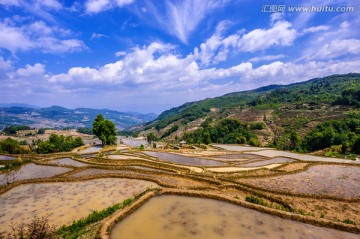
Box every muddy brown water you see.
[68,169,135,177]
[214,153,265,160]
[78,153,96,158]
[127,166,169,172]
[0,163,72,185]
[144,151,226,166]
[0,178,158,233]
[121,138,148,147]
[77,146,102,154]
[0,155,15,160]
[111,195,359,239]
[244,165,360,198]
[240,157,295,167]
[50,158,89,167]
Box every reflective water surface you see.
[144,151,226,166]
[0,163,71,185]
[0,178,158,233]
[111,195,359,239]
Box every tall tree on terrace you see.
[92,114,117,145]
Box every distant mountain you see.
[0,103,39,109]
[0,106,158,130]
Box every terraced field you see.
[0,144,359,238]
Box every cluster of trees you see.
[250,74,360,108]
[0,138,30,154]
[2,125,31,135]
[92,114,116,145]
[184,118,261,146]
[335,88,360,107]
[275,111,360,154]
[76,127,93,135]
[37,134,84,154]
[161,125,179,139]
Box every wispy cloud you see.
[139,0,228,44]
[91,32,107,40]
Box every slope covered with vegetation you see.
[143,73,360,156]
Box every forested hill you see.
[148,73,360,131]
[142,73,360,155]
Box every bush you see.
[250,122,266,130]
[36,134,84,154]
[249,138,261,146]
[0,217,58,239]
[0,138,30,154]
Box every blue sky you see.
[0,0,359,113]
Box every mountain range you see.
[0,105,157,130]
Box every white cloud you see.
[249,55,286,62]
[0,22,34,52]
[238,21,296,52]
[0,20,85,53]
[16,63,45,77]
[195,17,297,66]
[85,0,133,14]
[46,40,360,96]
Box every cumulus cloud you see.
[195,16,297,66]
[16,63,45,77]
[46,41,360,95]
[0,20,85,53]
[238,21,297,52]
[85,0,133,14]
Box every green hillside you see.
[143,73,360,156]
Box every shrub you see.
[0,217,58,239]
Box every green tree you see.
[203,131,211,145]
[289,130,301,150]
[147,132,158,144]
[92,114,117,145]
[352,137,360,154]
